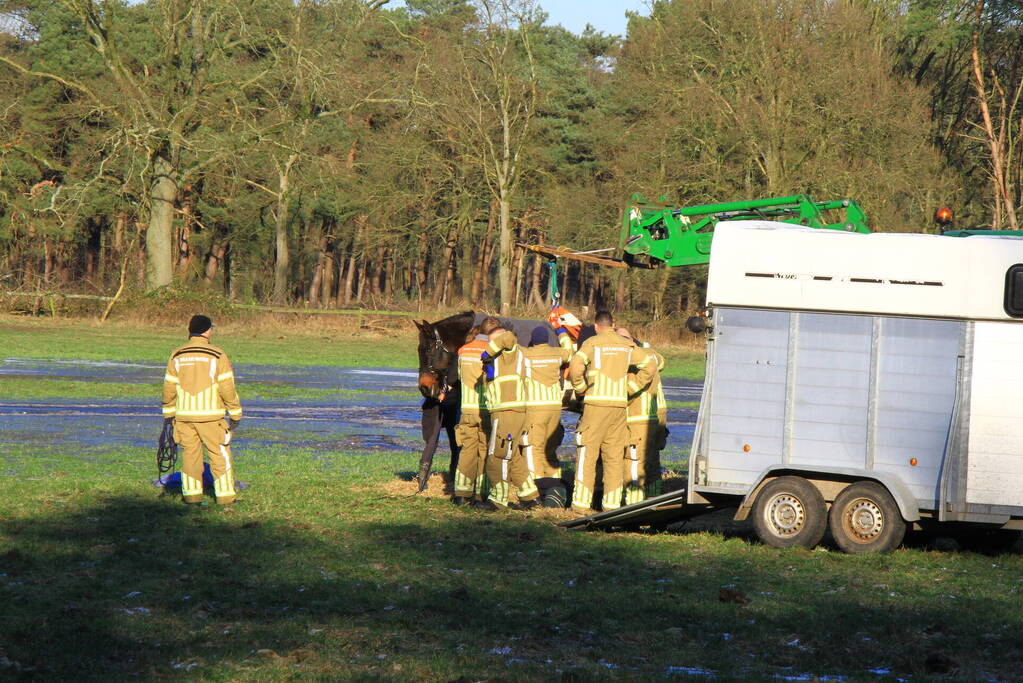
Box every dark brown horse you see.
[414,310,475,400]
[413,311,476,491]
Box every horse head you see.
[414,311,475,399]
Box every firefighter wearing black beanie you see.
[161,314,243,505]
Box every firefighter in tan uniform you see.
[452,316,501,505]
[161,315,243,505]
[522,326,573,507]
[477,326,540,511]
[568,311,654,513]
[618,327,668,505]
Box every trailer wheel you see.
[751,477,827,549]
[829,482,905,554]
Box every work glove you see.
[480,352,496,380]
[163,417,174,427]
[547,306,582,340]
[228,418,240,431]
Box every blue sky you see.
[537,0,650,37]
[390,1,651,37]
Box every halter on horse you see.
[414,311,475,399]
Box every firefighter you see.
[477,325,540,511]
[452,315,502,505]
[162,315,243,505]
[568,311,654,513]
[522,325,573,508]
[617,327,668,505]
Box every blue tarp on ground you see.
[152,463,249,490]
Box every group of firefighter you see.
[452,308,668,514]
[158,310,668,513]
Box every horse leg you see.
[418,400,442,492]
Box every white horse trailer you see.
[566,222,1023,553]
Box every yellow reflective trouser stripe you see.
[572,483,592,509]
[454,470,474,494]
[181,473,203,496]
[518,476,538,499]
[489,481,510,506]
[214,473,235,497]
[603,486,623,510]
[625,486,644,506]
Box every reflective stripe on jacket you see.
[458,337,490,412]
[162,336,242,422]
[568,328,654,407]
[627,350,666,422]
[523,335,572,408]
[485,330,526,411]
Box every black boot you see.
[452,496,470,507]
[473,499,499,512]
[514,498,540,511]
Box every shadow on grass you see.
[2,496,1022,680]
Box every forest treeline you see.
[0,0,1020,317]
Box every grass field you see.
[0,315,706,379]
[0,376,417,401]
[3,441,1023,681]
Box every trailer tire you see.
[829,482,905,554]
[751,476,827,549]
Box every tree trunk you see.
[970,0,1019,229]
[498,189,512,310]
[470,211,494,303]
[416,231,429,310]
[321,243,335,308]
[512,235,525,307]
[272,175,292,305]
[341,218,365,307]
[614,269,627,312]
[529,253,544,310]
[308,234,329,307]
[204,239,228,284]
[177,190,193,276]
[383,248,394,300]
[146,153,177,290]
[653,267,671,320]
[435,229,456,306]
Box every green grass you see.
[0,317,416,368]
[3,439,1022,681]
[658,350,705,380]
[0,316,708,380]
[0,377,417,401]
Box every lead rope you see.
[157,419,178,476]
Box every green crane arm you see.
[620,194,870,268]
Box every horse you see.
[413,311,476,491]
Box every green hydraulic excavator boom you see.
[620,194,870,268]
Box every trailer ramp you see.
[560,487,716,531]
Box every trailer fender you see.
[734,466,920,523]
